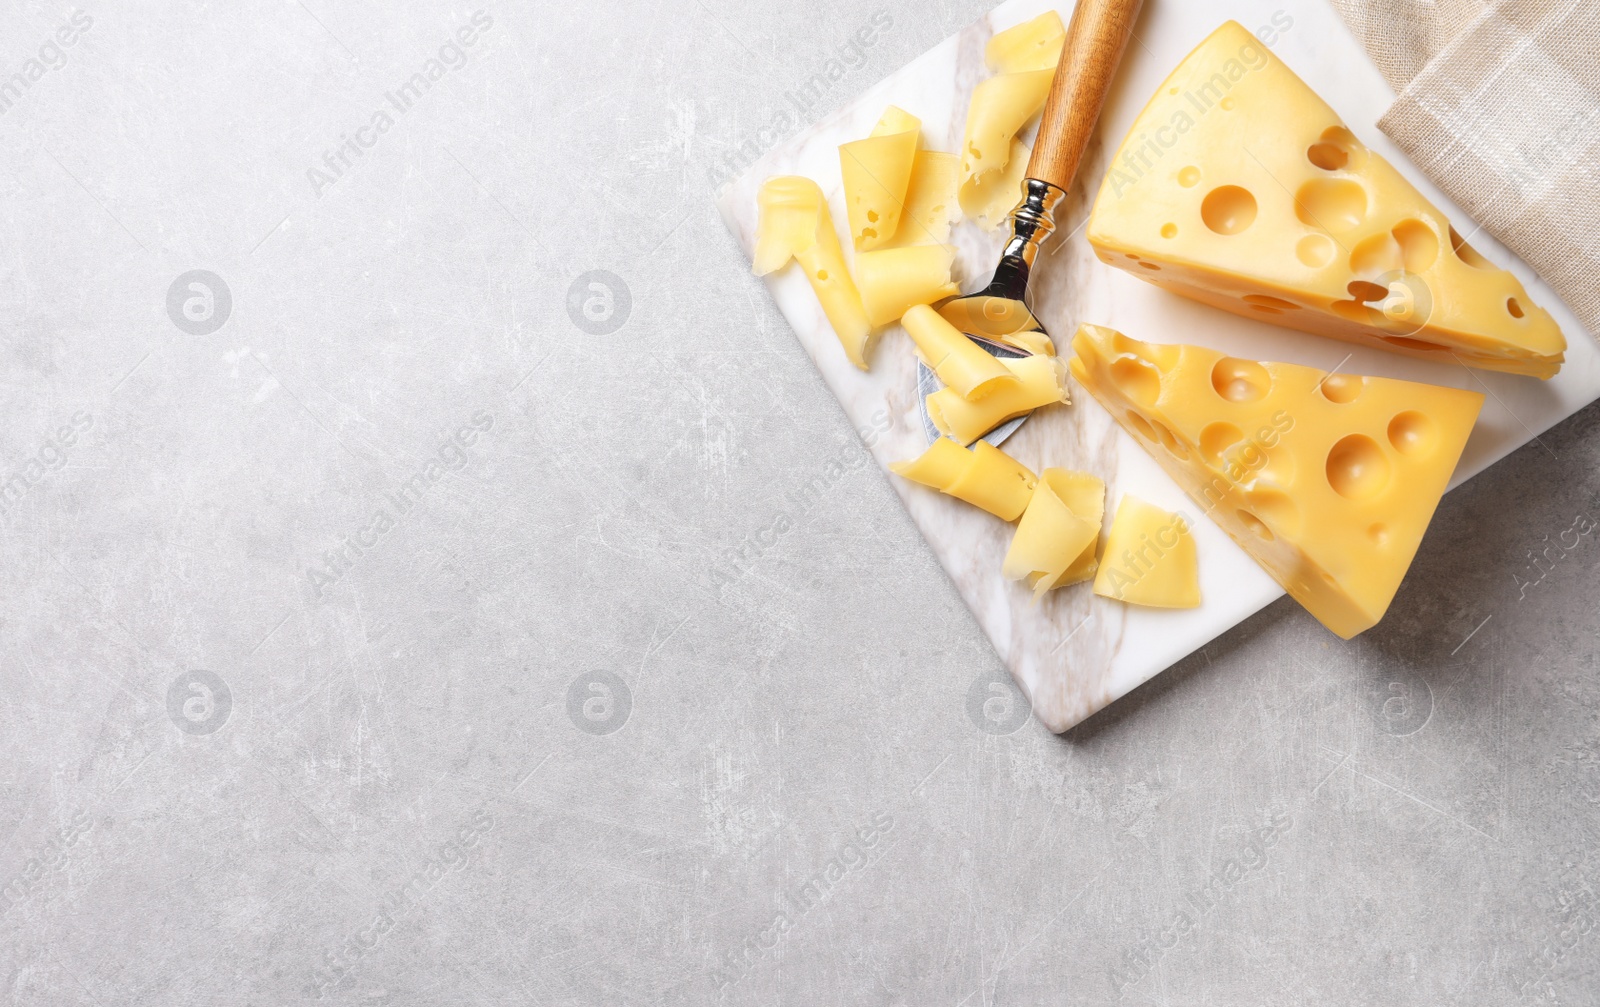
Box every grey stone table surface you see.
[1,0,1597,1003]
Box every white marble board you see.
[714,0,1600,732]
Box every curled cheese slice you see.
[960,88,1048,229]
[856,244,959,327]
[1003,468,1103,600]
[1047,469,1107,587]
[840,106,921,251]
[964,135,1034,231]
[958,12,1064,230]
[925,354,1068,446]
[1092,495,1200,609]
[754,176,874,370]
[986,9,1066,73]
[886,150,961,247]
[937,296,1055,356]
[902,304,1018,400]
[891,438,1038,521]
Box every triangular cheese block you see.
[1070,324,1483,638]
[1086,21,1565,379]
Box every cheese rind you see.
[754,176,873,369]
[1092,495,1200,608]
[856,245,960,327]
[890,438,1038,521]
[1085,20,1565,379]
[926,354,1068,446]
[958,11,1065,229]
[840,106,921,251]
[1070,323,1484,637]
[1003,468,1104,599]
[902,304,1020,400]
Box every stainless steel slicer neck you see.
[984,178,1068,300]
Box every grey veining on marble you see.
[1,0,1598,1004]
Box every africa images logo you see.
[166,670,232,736]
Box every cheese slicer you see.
[925,0,1144,446]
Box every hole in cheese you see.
[1387,411,1435,457]
[1124,409,1190,458]
[1307,141,1348,171]
[1237,509,1274,541]
[1392,219,1439,272]
[1111,355,1163,406]
[1318,373,1364,403]
[1296,234,1336,267]
[1330,299,1376,325]
[1211,357,1271,403]
[1350,233,1401,276]
[1177,165,1201,188]
[1248,489,1302,538]
[1449,226,1495,269]
[1199,422,1244,463]
[1347,279,1390,303]
[1306,126,1365,172]
[1201,185,1257,235]
[1368,523,1389,547]
[1150,418,1188,458]
[1295,178,1367,232]
[1507,296,1525,318]
[1161,223,1177,238]
[1125,410,1158,442]
[1243,294,1299,311]
[1326,434,1391,500]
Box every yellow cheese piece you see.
[926,354,1068,446]
[754,176,874,370]
[1070,324,1484,636]
[886,150,961,247]
[958,11,1065,229]
[902,304,1019,400]
[1003,468,1104,600]
[937,296,1056,356]
[856,244,960,327]
[1051,469,1106,586]
[840,106,921,251]
[890,438,1038,521]
[986,9,1067,73]
[1092,495,1201,608]
[1086,20,1565,379]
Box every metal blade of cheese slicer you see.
[919,0,1144,447]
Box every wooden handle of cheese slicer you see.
[1025,0,1143,191]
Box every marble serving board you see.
[715,0,1600,732]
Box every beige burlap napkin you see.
[1330,0,1600,338]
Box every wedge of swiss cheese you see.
[1086,20,1565,379]
[1071,324,1483,638]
